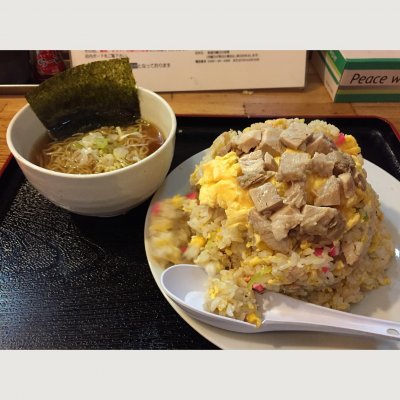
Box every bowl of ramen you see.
[6,86,177,216]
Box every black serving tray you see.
[0,116,399,350]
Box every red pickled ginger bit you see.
[336,132,346,146]
[314,247,323,256]
[186,192,197,200]
[328,245,337,257]
[252,283,266,294]
[180,246,187,253]
[322,266,329,273]
[151,202,161,215]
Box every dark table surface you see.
[0,116,399,349]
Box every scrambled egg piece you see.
[339,134,361,155]
[340,207,361,231]
[268,175,288,197]
[190,235,206,247]
[269,118,304,129]
[300,240,311,250]
[246,312,261,327]
[305,174,327,203]
[194,152,253,227]
[244,256,264,268]
[208,284,219,299]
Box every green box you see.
[312,50,400,102]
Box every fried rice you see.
[147,118,395,327]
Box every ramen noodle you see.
[33,119,164,174]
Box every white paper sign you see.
[70,50,307,92]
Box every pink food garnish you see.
[180,246,187,253]
[186,192,197,200]
[252,283,266,294]
[328,245,337,257]
[336,132,346,146]
[314,247,323,256]
[151,202,161,215]
[322,266,330,273]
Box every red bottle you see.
[33,50,66,82]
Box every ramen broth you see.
[31,119,164,174]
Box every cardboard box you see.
[70,50,307,92]
[312,50,400,102]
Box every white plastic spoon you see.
[160,264,400,340]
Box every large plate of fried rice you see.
[144,118,400,349]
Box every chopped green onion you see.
[361,210,369,221]
[94,137,108,149]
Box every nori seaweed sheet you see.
[25,58,140,140]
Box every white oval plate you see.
[144,150,400,349]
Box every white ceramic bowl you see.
[6,87,177,217]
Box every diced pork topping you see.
[219,120,369,252]
[211,130,237,157]
[249,182,283,214]
[314,176,341,206]
[270,205,303,241]
[279,122,311,150]
[283,182,306,208]
[238,150,275,189]
[239,150,265,176]
[237,173,264,189]
[248,209,292,253]
[257,127,284,156]
[276,152,311,182]
[263,152,278,171]
[353,170,367,190]
[300,205,346,242]
[311,152,335,177]
[233,129,262,153]
[306,132,337,156]
[238,171,275,189]
[338,172,356,199]
[342,240,364,265]
[326,151,355,176]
